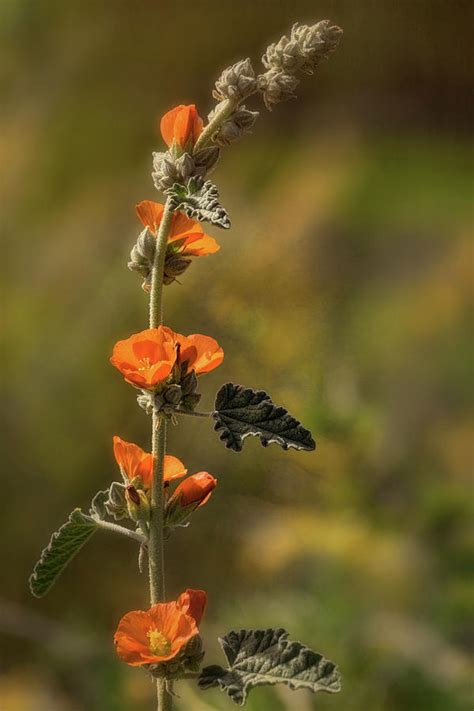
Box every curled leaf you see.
[166,178,230,229]
[213,383,315,452]
[198,628,341,705]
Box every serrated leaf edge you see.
[29,508,98,598]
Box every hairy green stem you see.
[193,97,239,152]
[157,680,173,710]
[147,197,175,710]
[93,518,146,544]
[149,198,174,327]
[148,414,166,604]
[174,408,214,418]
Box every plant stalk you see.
[193,97,238,152]
[93,518,146,544]
[157,680,173,710]
[147,197,175,710]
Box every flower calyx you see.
[136,360,202,419]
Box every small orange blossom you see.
[110,327,176,389]
[113,437,187,489]
[114,589,207,666]
[110,327,223,389]
[136,200,219,258]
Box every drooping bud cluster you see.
[213,58,258,102]
[210,104,259,146]
[259,20,342,110]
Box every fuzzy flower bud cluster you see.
[213,58,258,102]
[152,146,219,192]
[210,104,259,146]
[259,20,342,109]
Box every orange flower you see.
[160,104,203,150]
[114,589,207,667]
[172,472,217,509]
[110,327,176,389]
[136,200,220,258]
[163,327,224,376]
[113,437,187,489]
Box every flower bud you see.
[125,485,150,524]
[213,58,257,102]
[160,104,204,152]
[262,21,343,77]
[258,69,299,111]
[212,105,259,146]
[128,227,156,287]
[193,146,220,175]
[165,472,217,528]
[163,253,192,285]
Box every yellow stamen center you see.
[139,357,152,372]
[147,628,171,656]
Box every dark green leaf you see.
[213,383,316,452]
[29,509,98,598]
[166,178,230,229]
[199,628,341,706]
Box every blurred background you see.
[1,1,473,709]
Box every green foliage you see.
[29,509,98,598]
[199,628,341,705]
[213,383,316,452]
[166,178,231,229]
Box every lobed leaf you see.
[213,383,316,452]
[29,509,98,598]
[198,628,341,705]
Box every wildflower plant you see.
[30,19,343,710]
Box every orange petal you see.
[180,233,220,257]
[113,437,153,485]
[136,200,164,233]
[164,454,188,482]
[177,589,207,625]
[114,610,155,666]
[171,210,203,238]
[160,105,184,147]
[178,334,224,375]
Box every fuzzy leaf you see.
[29,509,98,598]
[166,178,230,229]
[213,383,315,452]
[199,628,341,705]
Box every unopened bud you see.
[163,253,192,285]
[212,105,259,146]
[128,227,156,284]
[258,69,299,111]
[193,146,220,175]
[126,485,150,523]
[165,472,217,528]
[213,58,257,102]
[262,20,343,77]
